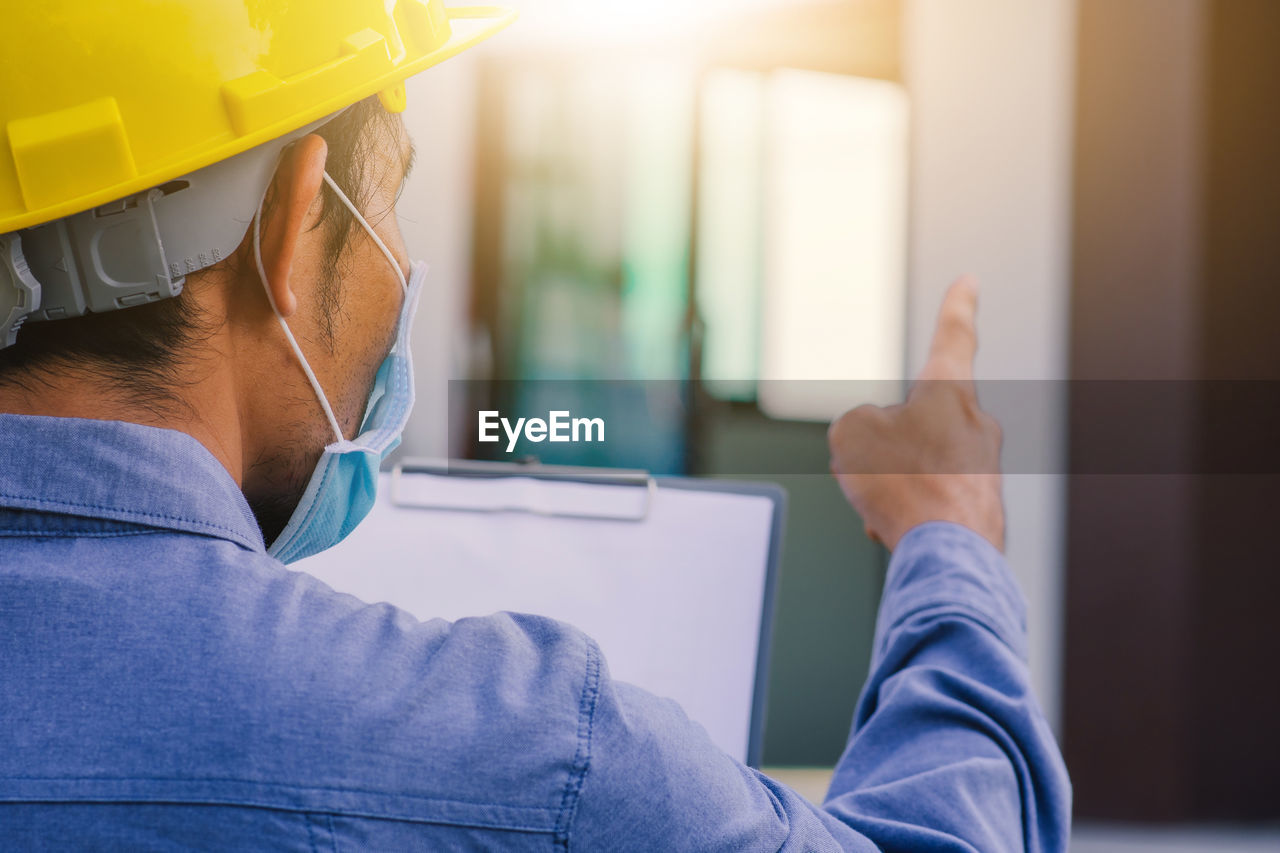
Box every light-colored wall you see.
[904,0,1077,732]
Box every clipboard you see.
[388,458,659,522]
[295,458,785,768]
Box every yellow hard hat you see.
[0,0,516,235]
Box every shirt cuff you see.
[873,521,1029,663]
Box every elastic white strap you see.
[321,173,408,294]
[253,190,344,444]
[252,169,406,445]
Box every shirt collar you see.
[0,414,265,553]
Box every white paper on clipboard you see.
[293,462,780,765]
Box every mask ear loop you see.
[253,179,346,445]
[253,167,413,445]
[320,173,408,295]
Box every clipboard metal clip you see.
[390,457,657,522]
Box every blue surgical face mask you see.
[251,172,425,563]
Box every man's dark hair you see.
[0,96,402,411]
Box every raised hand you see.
[827,276,1005,551]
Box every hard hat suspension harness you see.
[0,124,321,349]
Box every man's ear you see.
[258,134,328,318]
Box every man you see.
[0,1,1069,849]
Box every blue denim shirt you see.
[0,414,1069,851]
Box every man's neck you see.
[0,372,246,485]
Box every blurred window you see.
[698,69,910,420]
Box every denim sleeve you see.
[567,522,1070,853]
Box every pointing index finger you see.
[917,276,979,386]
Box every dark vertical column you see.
[1193,0,1280,819]
[1068,0,1280,821]
[1064,0,1205,821]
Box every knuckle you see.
[830,404,883,440]
[977,413,1004,459]
[938,384,977,416]
[958,394,985,422]
[982,412,1004,441]
[941,312,976,342]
